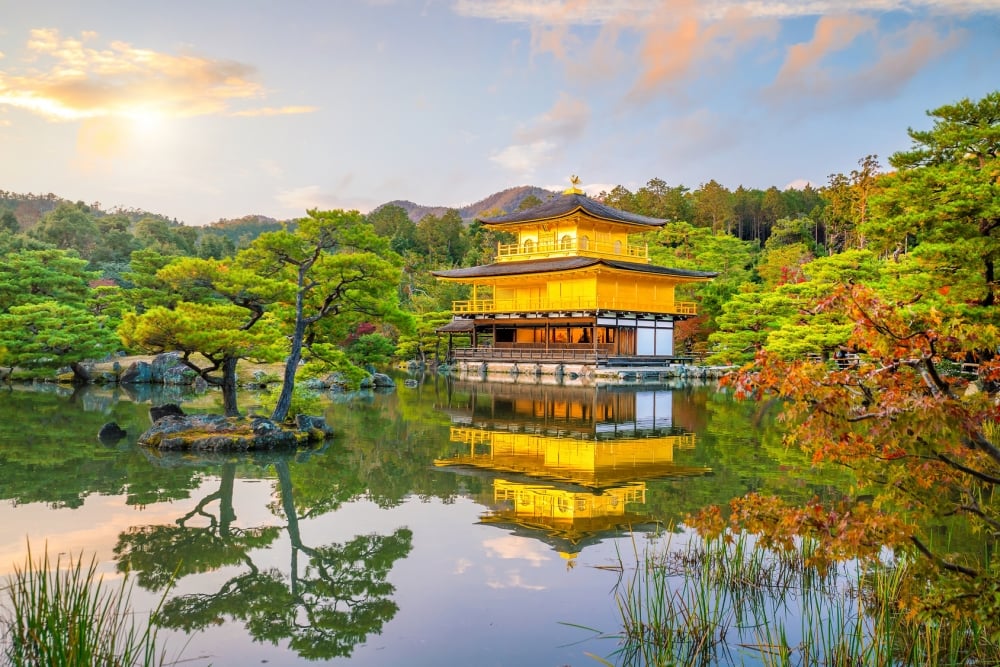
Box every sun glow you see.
[125,106,168,138]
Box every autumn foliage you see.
[691,281,1000,633]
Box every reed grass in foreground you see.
[584,532,999,667]
[1,543,169,667]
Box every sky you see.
[0,0,998,226]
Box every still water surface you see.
[0,377,845,665]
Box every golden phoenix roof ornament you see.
[563,175,584,195]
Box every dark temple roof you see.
[479,193,667,228]
[432,256,717,280]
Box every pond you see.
[0,376,850,665]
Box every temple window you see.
[523,239,535,253]
[560,234,573,250]
[580,235,590,250]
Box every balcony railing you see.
[496,238,647,262]
[451,296,697,316]
[451,346,610,362]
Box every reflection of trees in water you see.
[0,386,202,508]
[114,455,413,660]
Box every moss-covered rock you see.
[137,413,331,451]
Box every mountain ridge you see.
[377,185,558,223]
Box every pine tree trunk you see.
[221,356,240,417]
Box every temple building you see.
[433,181,716,376]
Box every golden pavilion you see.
[434,381,711,555]
[432,182,716,375]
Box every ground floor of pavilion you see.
[438,311,694,368]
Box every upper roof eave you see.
[431,256,717,281]
[478,193,667,229]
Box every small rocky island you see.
[117,404,334,451]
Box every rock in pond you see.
[98,422,128,444]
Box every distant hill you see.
[205,214,287,244]
[378,185,558,223]
[0,190,180,231]
[0,190,68,230]
[1,184,559,238]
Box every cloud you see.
[770,15,877,91]
[655,107,745,160]
[490,140,557,174]
[627,1,780,103]
[765,18,963,106]
[491,93,588,176]
[456,0,990,102]
[276,185,341,212]
[230,105,319,117]
[275,184,377,215]
[485,572,548,590]
[514,92,589,143]
[453,0,1000,23]
[0,28,313,125]
[483,536,551,565]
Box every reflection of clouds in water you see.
[486,571,547,591]
[0,497,184,577]
[480,537,552,590]
[483,535,551,566]
[453,557,473,574]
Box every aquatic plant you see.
[587,531,1000,666]
[1,543,170,667]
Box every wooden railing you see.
[451,297,697,316]
[451,346,610,362]
[496,238,647,262]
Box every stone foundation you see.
[452,359,734,385]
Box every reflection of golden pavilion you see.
[434,382,711,553]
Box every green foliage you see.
[30,202,100,259]
[366,204,418,254]
[414,209,469,267]
[118,302,284,363]
[755,242,814,288]
[707,288,797,364]
[870,92,1000,313]
[0,248,96,313]
[647,221,757,330]
[133,217,196,255]
[693,179,734,232]
[517,193,542,211]
[395,310,454,365]
[345,333,396,368]
[0,209,19,233]
[121,248,185,312]
[0,301,120,379]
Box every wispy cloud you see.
[764,18,963,106]
[490,139,557,174]
[513,92,589,143]
[0,28,313,122]
[454,0,1000,23]
[627,1,780,103]
[231,105,318,117]
[491,93,588,175]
